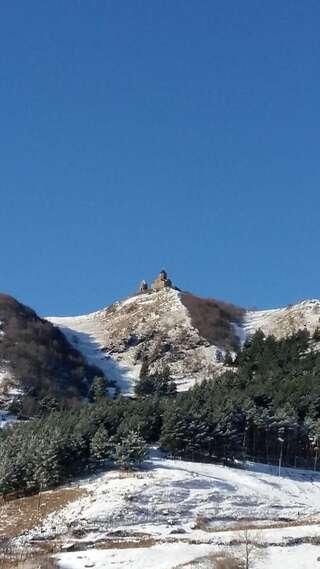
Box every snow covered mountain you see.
[47,273,320,394]
[244,299,320,339]
[48,288,242,393]
[2,273,320,404]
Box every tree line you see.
[2,328,320,496]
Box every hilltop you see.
[48,271,320,393]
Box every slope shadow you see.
[56,326,134,394]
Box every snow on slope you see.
[48,310,136,394]
[48,294,320,394]
[15,453,320,568]
[48,289,224,394]
[25,453,320,542]
[244,299,320,341]
[0,410,16,428]
[0,364,21,415]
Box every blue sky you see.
[1,1,319,315]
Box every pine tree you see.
[223,350,234,366]
[33,437,61,490]
[305,417,320,471]
[0,445,15,495]
[90,426,110,460]
[160,406,189,456]
[273,406,298,475]
[185,414,210,459]
[134,375,155,397]
[89,376,107,402]
[135,366,177,398]
[111,431,148,470]
[139,357,149,379]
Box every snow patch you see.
[0,410,16,428]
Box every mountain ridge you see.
[47,281,320,394]
[2,275,320,408]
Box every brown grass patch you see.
[180,294,244,351]
[176,551,243,569]
[0,487,85,540]
[95,536,158,550]
[0,546,58,569]
[203,515,320,534]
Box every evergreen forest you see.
[2,328,320,497]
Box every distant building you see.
[138,280,148,293]
[151,270,172,291]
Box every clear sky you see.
[1,1,319,316]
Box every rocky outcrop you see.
[151,270,172,291]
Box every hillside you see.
[48,286,245,393]
[2,275,320,406]
[10,452,320,569]
[0,294,104,416]
[48,273,320,394]
[244,299,320,339]
[2,302,320,568]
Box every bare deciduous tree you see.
[235,525,268,569]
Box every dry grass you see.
[95,536,158,550]
[180,294,244,350]
[193,514,210,530]
[176,551,243,569]
[0,487,85,540]
[0,545,58,569]
[203,515,320,534]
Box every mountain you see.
[243,299,320,339]
[0,294,103,415]
[2,272,320,407]
[48,287,243,393]
[47,271,320,394]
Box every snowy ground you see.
[0,410,16,428]
[56,542,320,569]
[0,362,22,420]
[14,452,320,568]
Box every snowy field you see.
[15,452,320,568]
[56,542,320,569]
